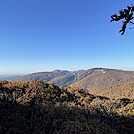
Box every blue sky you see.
[0,0,134,74]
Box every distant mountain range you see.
[16,68,134,88]
[0,75,22,81]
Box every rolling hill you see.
[17,70,83,87]
[17,68,134,88]
[70,68,134,88]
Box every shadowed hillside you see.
[0,80,134,134]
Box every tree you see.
[111,5,134,35]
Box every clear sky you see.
[0,0,134,74]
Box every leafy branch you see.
[111,5,134,35]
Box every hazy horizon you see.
[0,0,134,74]
[1,67,134,75]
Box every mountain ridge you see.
[16,68,134,88]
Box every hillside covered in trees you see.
[17,68,134,88]
[0,80,134,134]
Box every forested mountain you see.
[17,70,83,87]
[17,68,134,88]
[70,68,134,89]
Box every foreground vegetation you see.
[0,80,134,134]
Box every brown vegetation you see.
[0,80,134,134]
[85,82,134,99]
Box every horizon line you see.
[0,67,134,75]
